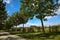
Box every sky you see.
[3,0,60,27]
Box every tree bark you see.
[40,19,45,33]
[23,24,24,32]
[16,25,17,32]
[49,26,51,32]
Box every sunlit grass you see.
[9,31,60,40]
[8,26,60,40]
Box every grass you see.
[8,26,60,40]
[9,31,60,40]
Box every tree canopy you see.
[0,0,7,30]
[20,0,60,33]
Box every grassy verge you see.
[9,31,60,40]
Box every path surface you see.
[0,32,29,40]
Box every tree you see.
[19,13,28,32]
[4,13,18,31]
[0,0,7,30]
[20,0,60,33]
[7,13,19,31]
[13,12,28,32]
[12,12,20,31]
[7,12,28,32]
[20,3,29,32]
[4,16,14,31]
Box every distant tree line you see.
[10,25,60,33]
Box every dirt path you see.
[0,32,30,40]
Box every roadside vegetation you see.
[8,25,60,40]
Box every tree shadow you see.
[16,31,60,40]
[0,34,9,36]
[35,31,60,39]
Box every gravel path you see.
[0,32,30,40]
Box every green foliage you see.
[20,0,60,33]
[0,0,7,30]
[6,11,29,31]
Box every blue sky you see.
[4,0,60,27]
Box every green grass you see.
[9,31,60,40]
[8,26,60,40]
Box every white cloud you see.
[45,16,53,19]
[55,7,60,14]
[45,7,60,19]
[3,0,11,4]
[58,0,60,4]
[17,22,41,27]
[45,0,60,19]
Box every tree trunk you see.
[55,26,57,32]
[49,26,51,32]
[40,19,45,33]
[23,24,24,32]
[16,25,17,32]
